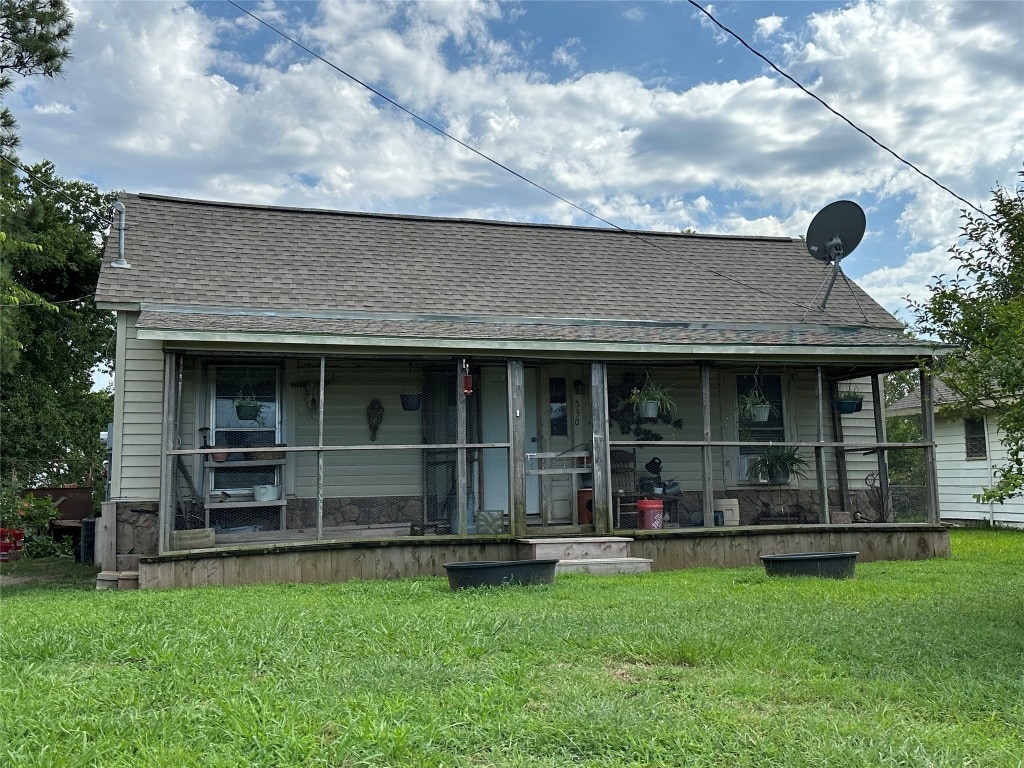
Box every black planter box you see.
[444,559,558,590]
[761,551,858,579]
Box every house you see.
[890,381,1024,529]
[94,194,949,587]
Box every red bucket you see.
[636,499,664,530]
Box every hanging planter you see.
[400,392,422,411]
[628,371,675,418]
[233,370,265,423]
[738,389,773,423]
[835,389,864,415]
[234,399,261,421]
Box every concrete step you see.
[96,570,139,590]
[556,557,652,575]
[519,536,633,561]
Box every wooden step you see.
[556,557,652,575]
[519,536,633,561]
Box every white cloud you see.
[754,15,785,39]
[11,0,1021,314]
[552,37,583,71]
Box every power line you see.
[1,294,94,308]
[1,154,114,225]
[223,0,875,319]
[225,0,626,233]
[686,0,989,219]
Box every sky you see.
[10,0,1024,322]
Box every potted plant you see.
[628,373,676,418]
[233,394,263,422]
[835,389,864,414]
[737,389,773,423]
[747,446,810,485]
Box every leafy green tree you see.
[911,171,1024,502]
[2,0,75,356]
[0,160,114,492]
[1,0,73,156]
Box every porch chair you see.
[610,449,640,528]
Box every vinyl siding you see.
[935,415,1024,525]
[113,312,165,500]
[291,367,433,498]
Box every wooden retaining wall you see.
[139,524,949,589]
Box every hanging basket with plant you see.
[233,369,265,423]
[737,389,774,423]
[835,388,864,414]
[628,372,676,419]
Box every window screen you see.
[964,417,986,460]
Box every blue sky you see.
[11,0,1024,320]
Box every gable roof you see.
[96,193,926,359]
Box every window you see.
[210,365,280,490]
[964,417,986,460]
[549,377,568,437]
[737,374,785,483]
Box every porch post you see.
[871,374,891,521]
[456,360,468,536]
[590,362,611,534]
[829,378,851,513]
[700,363,715,527]
[509,360,527,537]
[920,368,941,523]
[815,367,830,524]
[158,352,179,555]
[316,356,325,540]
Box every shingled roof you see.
[96,194,921,355]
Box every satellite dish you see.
[805,200,865,263]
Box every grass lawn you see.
[1,529,1023,767]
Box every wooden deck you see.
[138,523,949,589]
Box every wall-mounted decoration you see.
[367,398,384,441]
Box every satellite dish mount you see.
[805,200,865,311]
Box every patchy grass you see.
[1,530,1023,767]
[0,555,99,592]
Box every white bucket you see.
[253,484,282,502]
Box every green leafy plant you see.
[628,372,676,417]
[737,389,774,422]
[232,394,264,422]
[747,446,810,485]
[836,389,864,403]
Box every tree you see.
[911,171,1024,502]
[0,0,73,157]
[0,160,114,491]
[1,0,75,357]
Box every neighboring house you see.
[94,194,947,586]
[890,381,1024,529]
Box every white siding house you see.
[891,383,1024,528]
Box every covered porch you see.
[145,349,939,558]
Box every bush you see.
[0,486,70,558]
